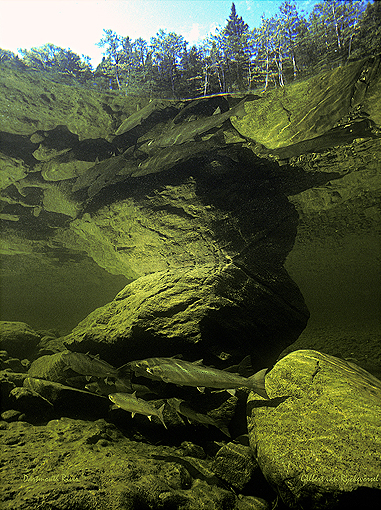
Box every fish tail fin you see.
[157,403,167,429]
[248,368,269,399]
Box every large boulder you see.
[247,349,381,509]
[63,262,308,370]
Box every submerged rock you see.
[64,263,308,370]
[0,321,41,359]
[0,417,268,510]
[212,441,257,490]
[28,351,69,383]
[9,386,53,418]
[247,349,381,509]
[231,55,381,154]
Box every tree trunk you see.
[203,67,209,96]
[332,3,342,50]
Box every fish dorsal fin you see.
[192,359,204,365]
[238,355,253,376]
[168,398,183,412]
[224,355,253,376]
[132,391,138,399]
[131,412,136,418]
[157,403,167,429]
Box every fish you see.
[109,392,167,428]
[171,95,229,124]
[167,398,230,437]
[139,98,247,153]
[85,379,156,398]
[61,350,120,380]
[224,355,254,378]
[131,135,222,178]
[114,100,178,136]
[85,379,129,395]
[129,357,269,398]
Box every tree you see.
[220,3,251,90]
[97,30,125,89]
[277,2,308,79]
[352,0,381,58]
[18,44,92,82]
[150,29,187,97]
[178,45,205,97]
[307,0,366,67]
[200,34,227,93]
[11,0,376,96]
[252,16,279,90]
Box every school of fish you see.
[60,350,269,429]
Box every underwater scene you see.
[0,1,380,509]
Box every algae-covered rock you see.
[39,156,94,182]
[232,55,381,153]
[247,349,381,509]
[0,153,28,190]
[0,417,261,509]
[28,351,69,383]
[0,67,120,139]
[0,321,41,359]
[9,386,53,417]
[64,263,308,370]
[42,184,82,218]
[212,441,257,490]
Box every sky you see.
[0,0,315,67]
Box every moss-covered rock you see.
[0,67,137,139]
[212,441,257,490]
[63,263,308,370]
[28,351,69,383]
[0,321,41,359]
[247,349,381,509]
[0,417,259,510]
[232,55,381,153]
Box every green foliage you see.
[220,3,251,90]
[149,29,188,97]
[2,1,377,96]
[0,48,18,63]
[351,0,381,58]
[18,43,93,83]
